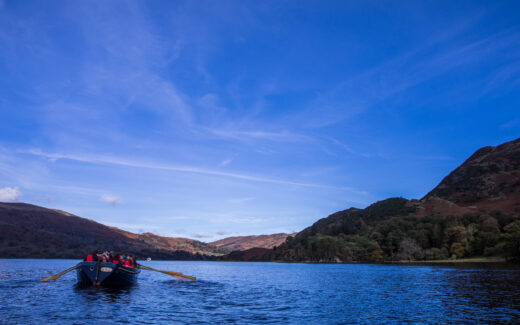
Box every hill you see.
[425,138,520,214]
[269,138,520,263]
[0,203,226,259]
[210,233,295,251]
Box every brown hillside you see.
[211,233,295,251]
[425,138,520,214]
[0,203,223,259]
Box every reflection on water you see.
[1,259,520,324]
[74,283,136,304]
[437,266,520,322]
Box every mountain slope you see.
[270,138,520,263]
[0,203,224,259]
[425,138,520,214]
[210,233,295,251]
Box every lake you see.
[1,259,520,324]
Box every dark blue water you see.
[1,260,520,324]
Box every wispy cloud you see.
[205,128,309,142]
[166,216,192,221]
[191,232,213,239]
[500,119,519,129]
[290,28,520,129]
[22,149,366,193]
[102,222,158,231]
[218,158,233,167]
[228,197,254,204]
[212,215,265,224]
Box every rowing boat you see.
[76,261,140,287]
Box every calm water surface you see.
[1,259,520,324]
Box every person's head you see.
[93,249,99,255]
[114,253,120,259]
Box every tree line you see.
[273,198,520,262]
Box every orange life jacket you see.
[86,254,94,262]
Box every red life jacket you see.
[112,259,120,264]
[86,254,94,262]
[123,260,132,267]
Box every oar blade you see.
[138,264,196,280]
[39,276,55,282]
[38,263,81,282]
[164,271,196,280]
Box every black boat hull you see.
[77,262,139,287]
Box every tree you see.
[396,238,424,261]
[445,226,467,245]
[450,242,465,258]
[503,221,520,262]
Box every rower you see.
[85,250,99,262]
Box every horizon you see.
[0,1,519,242]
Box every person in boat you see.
[112,253,121,264]
[123,255,135,268]
[123,258,131,267]
[85,250,99,262]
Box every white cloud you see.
[216,230,230,236]
[0,187,21,202]
[100,194,122,206]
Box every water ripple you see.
[1,260,520,324]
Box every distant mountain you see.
[268,138,520,263]
[210,233,295,251]
[220,247,275,262]
[0,203,225,259]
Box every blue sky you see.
[0,1,519,241]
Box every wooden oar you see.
[39,262,82,282]
[137,264,196,280]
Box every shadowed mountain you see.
[259,138,520,263]
[210,233,295,251]
[0,203,225,259]
[425,138,520,214]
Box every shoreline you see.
[0,256,512,265]
[394,257,507,264]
